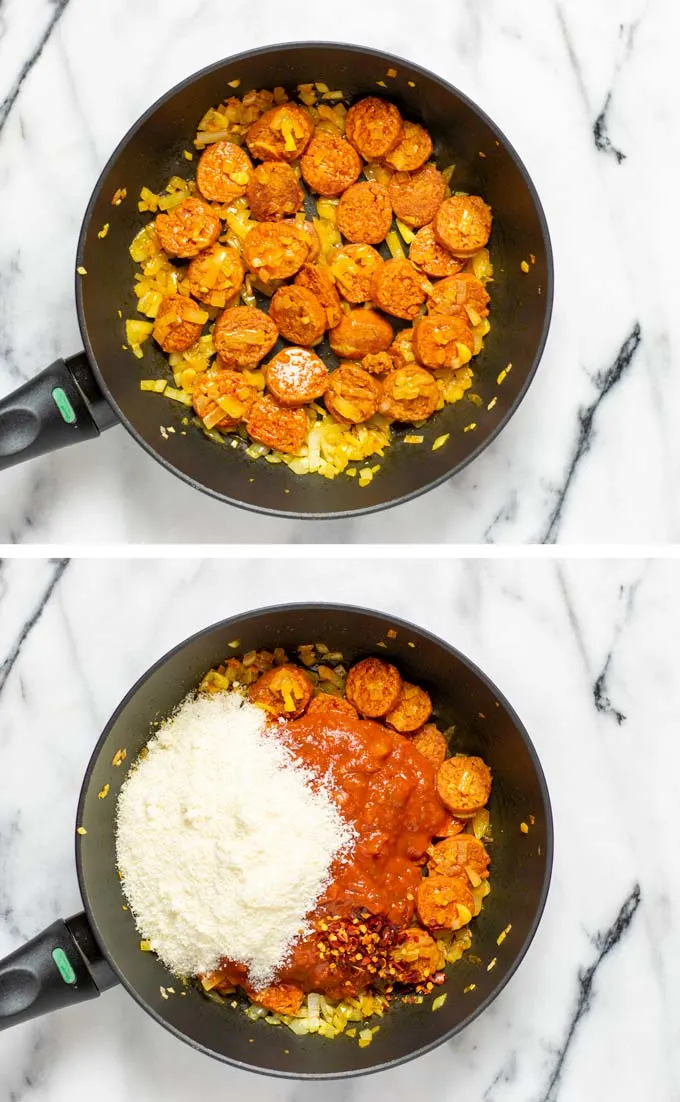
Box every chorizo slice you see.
[249,982,305,1017]
[428,835,490,882]
[213,305,279,368]
[409,224,466,278]
[301,131,362,197]
[436,755,492,816]
[433,195,492,257]
[294,263,343,328]
[152,294,208,352]
[329,308,393,359]
[269,285,327,346]
[246,103,314,162]
[389,328,417,368]
[384,121,433,172]
[246,394,307,455]
[329,244,384,304]
[361,351,394,376]
[345,657,403,718]
[324,363,380,425]
[196,140,252,204]
[433,814,467,838]
[389,927,444,984]
[379,365,439,423]
[385,682,433,733]
[306,694,359,720]
[370,257,431,320]
[336,181,393,245]
[249,663,313,717]
[155,197,221,259]
[411,724,448,770]
[387,163,446,229]
[412,314,474,370]
[186,244,245,308]
[246,161,304,221]
[427,271,490,324]
[416,874,475,931]
[243,221,310,282]
[265,347,329,407]
[192,367,259,431]
[345,96,404,161]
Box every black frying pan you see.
[0,604,552,1079]
[0,43,552,520]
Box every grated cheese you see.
[115,692,354,986]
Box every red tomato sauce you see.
[215,711,449,1000]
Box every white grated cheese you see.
[115,691,354,987]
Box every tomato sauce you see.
[215,711,449,1000]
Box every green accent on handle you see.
[52,387,76,424]
[52,948,77,985]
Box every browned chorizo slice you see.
[436,755,492,816]
[301,132,362,197]
[246,161,303,221]
[186,244,245,308]
[213,305,278,368]
[411,724,448,770]
[155,197,221,259]
[243,221,310,283]
[361,351,394,375]
[387,163,446,229]
[389,327,417,368]
[245,394,308,454]
[389,927,444,984]
[336,181,393,245]
[416,874,475,931]
[428,835,490,882]
[196,140,252,203]
[294,263,343,328]
[345,96,404,161]
[433,195,492,256]
[384,121,433,172]
[329,308,393,359]
[152,294,208,352]
[329,244,384,304]
[427,271,490,324]
[249,664,313,717]
[370,258,431,320]
[412,314,474,370]
[269,285,327,346]
[265,347,329,407]
[345,657,403,717]
[379,365,439,423]
[385,682,433,733]
[306,694,359,720]
[324,363,380,424]
[433,813,467,838]
[192,367,259,431]
[246,103,314,162]
[409,224,466,278]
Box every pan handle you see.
[0,351,117,472]
[0,911,117,1031]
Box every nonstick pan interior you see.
[76,43,552,519]
[77,605,552,1078]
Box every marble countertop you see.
[1,556,678,1099]
[0,0,676,544]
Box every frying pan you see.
[0,603,552,1078]
[0,43,552,520]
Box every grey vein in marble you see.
[0,557,68,693]
[539,883,642,1102]
[0,0,71,132]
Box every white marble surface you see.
[1,556,678,1099]
[0,0,677,544]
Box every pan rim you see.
[75,40,554,521]
[75,601,554,1079]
